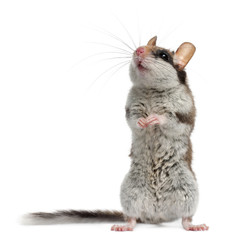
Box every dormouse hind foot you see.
[182,217,209,231]
[111,218,136,232]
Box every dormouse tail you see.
[21,210,124,225]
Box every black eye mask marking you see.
[159,51,169,61]
[151,49,187,85]
[152,49,173,65]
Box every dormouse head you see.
[129,36,196,89]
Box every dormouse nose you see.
[136,47,145,56]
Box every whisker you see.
[145,58,176,79]
[91,26,135,52]
[86,55,131,66]
[153,64,175,79]
[100,61,130,91]
[145,57,174,74]
[87,42,133,55]
[103,51,132,56]
[90,56,131,66]
[86,60,131,91]
[155,61,177,76]
[98,56,132,63]
[137,16,142,46]
[68,51,132,71]
[147,62,166,79]
[115,16,137,49]
[155,64,176,79]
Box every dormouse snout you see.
[136,47,145,57]
[134,36,158,61]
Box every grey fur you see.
[120,50,198,224]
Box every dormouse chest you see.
[139,92,173,115]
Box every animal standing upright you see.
[23,36,209,232]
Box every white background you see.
[1,0,236,239]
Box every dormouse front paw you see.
[137,118,148,128]
[146,114,160,126]
[137,114,166,129]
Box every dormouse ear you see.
[174,42,196,70]
[147,36,157,47]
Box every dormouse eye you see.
[159,51,169,61]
